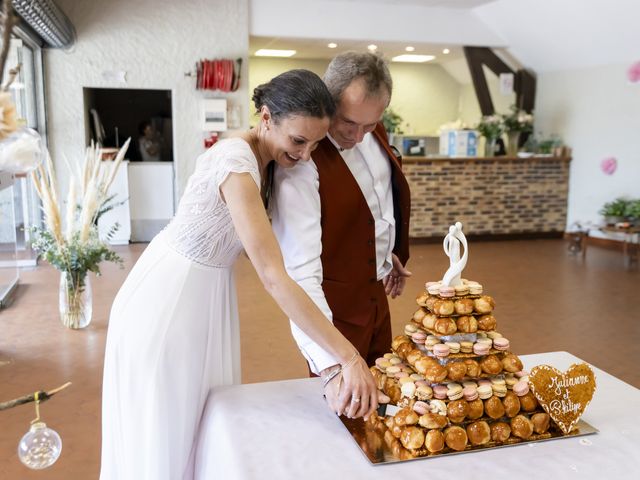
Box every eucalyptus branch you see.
[0,382,72,412]
[0,0,18,87]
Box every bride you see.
[100,69,378,479]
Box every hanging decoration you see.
[627,61,640,84]
[600,156,617,175]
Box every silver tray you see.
[338,416,598,465]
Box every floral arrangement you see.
[502,105,534,134]
[30,139,130,328]
[475,114,504,141]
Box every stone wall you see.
[404,157,571,238]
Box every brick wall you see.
[404,157,571,238]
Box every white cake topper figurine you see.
[442,221,468,287]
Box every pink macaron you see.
[473,342,490,355]
[412,401,430,415]
[395,371,409,379]
[513,380,530,396]
[493,337,510,351]
[439,286,455,298]
[463,386,479,401]
[412,331,427,344]
[415,380,429,388]
[515,370,529,378]
[433,344,451,358]
[433,385,448,399]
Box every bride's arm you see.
[221,172,378,419]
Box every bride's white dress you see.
[101,138,260,479]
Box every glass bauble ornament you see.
[18,422,62,470]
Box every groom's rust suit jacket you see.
[311,123,411,365]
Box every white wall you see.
[45,0,249,199]
[535,63,640,232]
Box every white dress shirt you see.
[271,132,396,374]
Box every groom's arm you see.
[271,160,338,375]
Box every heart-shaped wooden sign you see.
[528,363,596,434]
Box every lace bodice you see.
[163,138,261,268]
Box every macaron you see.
[433,385,448,399]
[460,341,474,353]
[439,286,455,298]
[445,341,461,354]
[493,337,510,351]
[477,384,493,400]
[491,376,506,386]
[389,357,402,366]
[433,344,450,358]
[463,381,478,389]
[463,386,479,401]
[383,353,395,359]
[425,281,440,289]
[492,384,508,397]
[399,376,414,385]
[505,375,518,388]
[401,381,416,398]
[447,385,464,401]
[411,331,427,344]
[415,380,429,388]
[477,337,493,346]
[375,358,391,370]
[478,379,492,387]
[487,331,503,339]
[454,284,470,296]
[416,385,433,400]
[473,343,490,355]
[410,373,425,381]
[386,365,401,375]
[513,380,530,397]
[413,401,430,415]
[395,372,409,379]
[427,284,442,295]
[468,283,483,295]
[515,370,529,378]
[425,336,440,347]
[404,323,418,335]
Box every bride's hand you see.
[330,355,378,420]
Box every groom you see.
[271,52,412,390]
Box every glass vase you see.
[506,131,520,157]
[59,271,92,329]
[484,137,497,157]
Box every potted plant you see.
[502,105,533,156]
[599,197,630,226]
[382,108,404,143]
[475,115,504,157]
[30,140,130,329]
[625,199,640,226]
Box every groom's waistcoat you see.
[311,123,411,327]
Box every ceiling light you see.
[367,44,378,52]
[255,49,296,57]
[442,48,450,54]
[405,46,415,52]
[391,54,435,63]
[327,42,337,49]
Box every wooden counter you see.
[403,155,571,239]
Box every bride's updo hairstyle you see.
[252,69,335,123]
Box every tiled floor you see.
[0,239,637,478]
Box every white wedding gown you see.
[101,138,260,479]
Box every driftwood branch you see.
[0,382,72,412]
[0,0,18,86]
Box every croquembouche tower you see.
[368,222,555,456]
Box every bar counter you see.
[402,155,571,239]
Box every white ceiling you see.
[249,36,465,64]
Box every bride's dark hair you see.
[252,70,335,208]
[252,69,335,122]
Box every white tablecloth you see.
[194,352,640,479]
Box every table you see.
[579,225,640,267]
[194,352,640,479]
